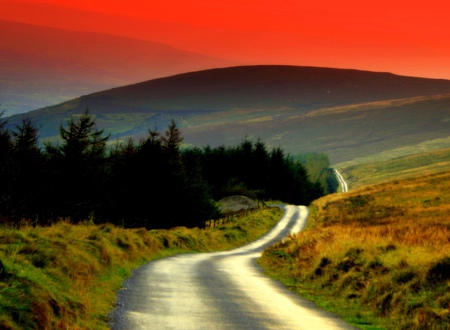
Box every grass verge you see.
[259,171,450,330]
[0,206,283,329]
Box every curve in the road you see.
[334,169,349,192]
[109,205,358,330]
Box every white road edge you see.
[109,205,357,330]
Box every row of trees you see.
[293,153,339,195]
[0,109,326,229]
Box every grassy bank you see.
[0,206,283,329]
[259,171,450,330]
[339,147,450,190]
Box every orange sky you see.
[3,0,450,79]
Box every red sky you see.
[3,0,450,79]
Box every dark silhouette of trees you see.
[9,117,44,217]
[103,124,218,229]
[183,140,322,206]
[44,108,109,220]
[0,112,12,214]
[0,111,326,228]
[294,153,339,194]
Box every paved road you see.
[109,205,357,330]
[334,169,349,192]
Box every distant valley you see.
[6,65,450,164]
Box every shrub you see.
[426,257,450,285]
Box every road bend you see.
[109,205,357,330]
[334,169,349,193]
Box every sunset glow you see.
[2,0,450,79]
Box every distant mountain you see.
[0,20,236,115]
[6,65,450,163]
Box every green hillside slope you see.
[6,65,450,163]
[339,147,450,189]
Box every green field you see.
[338,147,450,189]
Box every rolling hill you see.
[6,65,450,164]
[338,147,450,189]
[0,20,235,115]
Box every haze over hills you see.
[6,65,450,164]
[0,20,236,116]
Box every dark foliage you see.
[293,153,339,194]
[0,111,13,213]
[0,111,325,229]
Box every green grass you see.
[335,136,450,169]
[0,206,283,329]
[259,171,450,330]
[338,147,450,189]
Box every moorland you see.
[1,64,450,329]
[260,149,450,330]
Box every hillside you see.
[260,169,450,329]
[339,147,450,189]
[0,20,235,115]
[6,65,450,163]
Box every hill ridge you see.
[0,19,236,115]
[6,65,450,163]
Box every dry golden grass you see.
[260,171,450,330]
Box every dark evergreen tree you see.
[201,145,234,199]
[181,148,220,227]
[294,153,339,194]
[10,117,44,218]
[0,112,12,216]
[0,110,326,227]
[44,108,109,220]
[325,168,339,194]
[132,128,169,228]
[100,138,138,226]
[158,120,202,228]
[161,119,183,158]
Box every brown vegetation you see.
[260,171,450,329]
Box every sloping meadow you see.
[259,171,450,330]
[0,206,283,329]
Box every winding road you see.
[334,169,349,193]
[109,205,357,330]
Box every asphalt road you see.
[109,205,358,330]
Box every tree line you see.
[293,153,339,195]
[0,109,328,229]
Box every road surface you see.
[109,205,357,330]
[334,169,349,192]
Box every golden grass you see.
[260,171,450,330]
[0,206,283,329]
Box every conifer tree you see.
[0,111,12,214]
[44,108,109,220]
[10,117,44,218]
